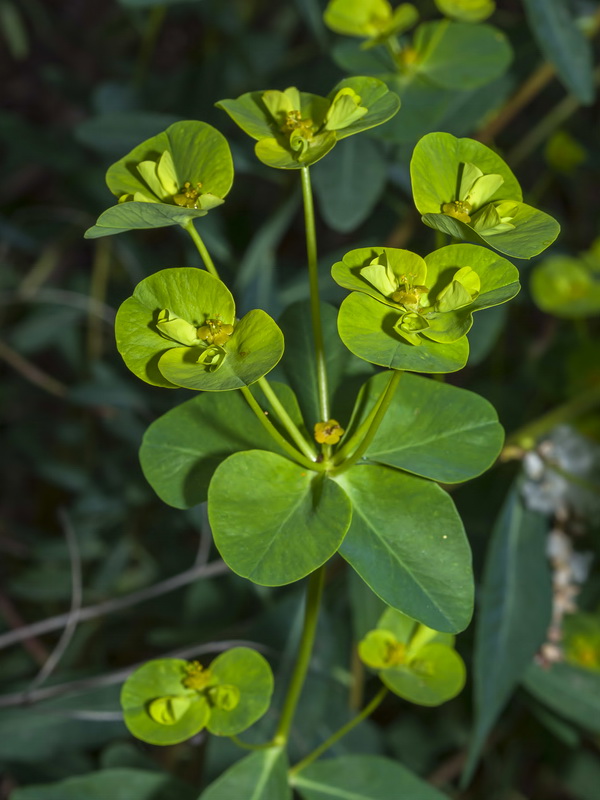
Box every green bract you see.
[411,132,560,259]
[85,121,234,238]
[434,0,495,23]
[332,244,519,372]
[530,253,600,318]
[359,608,466,705]
[216,77,400,169]
[115,268,284,391]
[120,649,273,745]
[323,0,418,42]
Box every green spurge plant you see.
[86,59,560,796]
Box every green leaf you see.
[521,0,594,104]
[158,309,285,391]
[208,450,352,586]
[337,464,473,633]
[312,136,387,233]
[434,0,496,23]
[199,748,291,800]
[115,268,235,388]
[462,486,552,785]
[139,382,305,508]
[292,755,449,799]
[10,768,195,800]
[413,21,512,91]
[207,648,274,736]
[349,370,504,483]
[522,662,600,736]
[338,292,469,373]
[121,659,211,745]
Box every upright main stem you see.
[274,566,325,745]
[184,220,220,280]
[300,167,330,424]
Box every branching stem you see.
[257,377,317,461]
[289,686,388,776]
[330,370,402,477]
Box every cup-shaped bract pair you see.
[216,76,400,169]
[434,0,495,23]
[324,0,419,43]
[115,268,284,391]
[120,648,274,745]
[411,132,560,259]
[333,243,520,373]
[359,608,466,706]
[85,121,234,238]
[531,240,600,319]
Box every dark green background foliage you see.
[1,0,600,799]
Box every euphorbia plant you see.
[86,67,559,797]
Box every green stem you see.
[183,220,220,280]
[289,686,388,776]
[332,378,393,465]
[240,386,321,471]
[330,371,402,477]
[274,566,325,745]
[258,377,317,461]
[300,166,330,424]
[504,382,600,451]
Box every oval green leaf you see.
[200,748,291,800]
[292,755,449,800]
[139,382,305,509]
[337,464,473,633]
[206,647,274,736]
[208,450,352,586]
[413,20,511,91]
[347,370,504,483]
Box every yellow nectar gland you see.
[314,419,344,445]
[391,274,428,309]
[383,640,407,668]
[182,661,213,691]
[197,319,234,347]
[174,181,204,209]
[280,110,315,139]
[442,200,472,224]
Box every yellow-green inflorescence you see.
[360,250,480,345]
[118,149,208,210]
[441,162,518,236]
[261,85,367,160]
[156,309,234,372]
